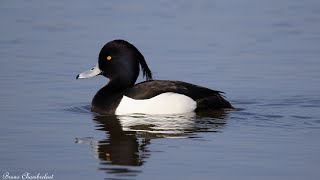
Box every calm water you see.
[1,1,320,180]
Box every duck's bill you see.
[76,63,102,79]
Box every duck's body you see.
[77,40,233,115]
[91,80,232,115]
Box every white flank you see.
[115,92,197,115]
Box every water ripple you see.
[62,104,92,114]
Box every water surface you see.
[1,0,320,180]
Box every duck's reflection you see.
[77,110,228,178]
[93,115,147,166]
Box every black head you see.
[99,40,152,83]
[77,40,152,88]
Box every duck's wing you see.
[123,80,233,110]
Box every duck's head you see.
[77,40,152,87]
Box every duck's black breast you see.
[123,80,233,111]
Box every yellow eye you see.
[106,56,112,61]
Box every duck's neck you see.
[107,76,136,92]
[92,77,135,106]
